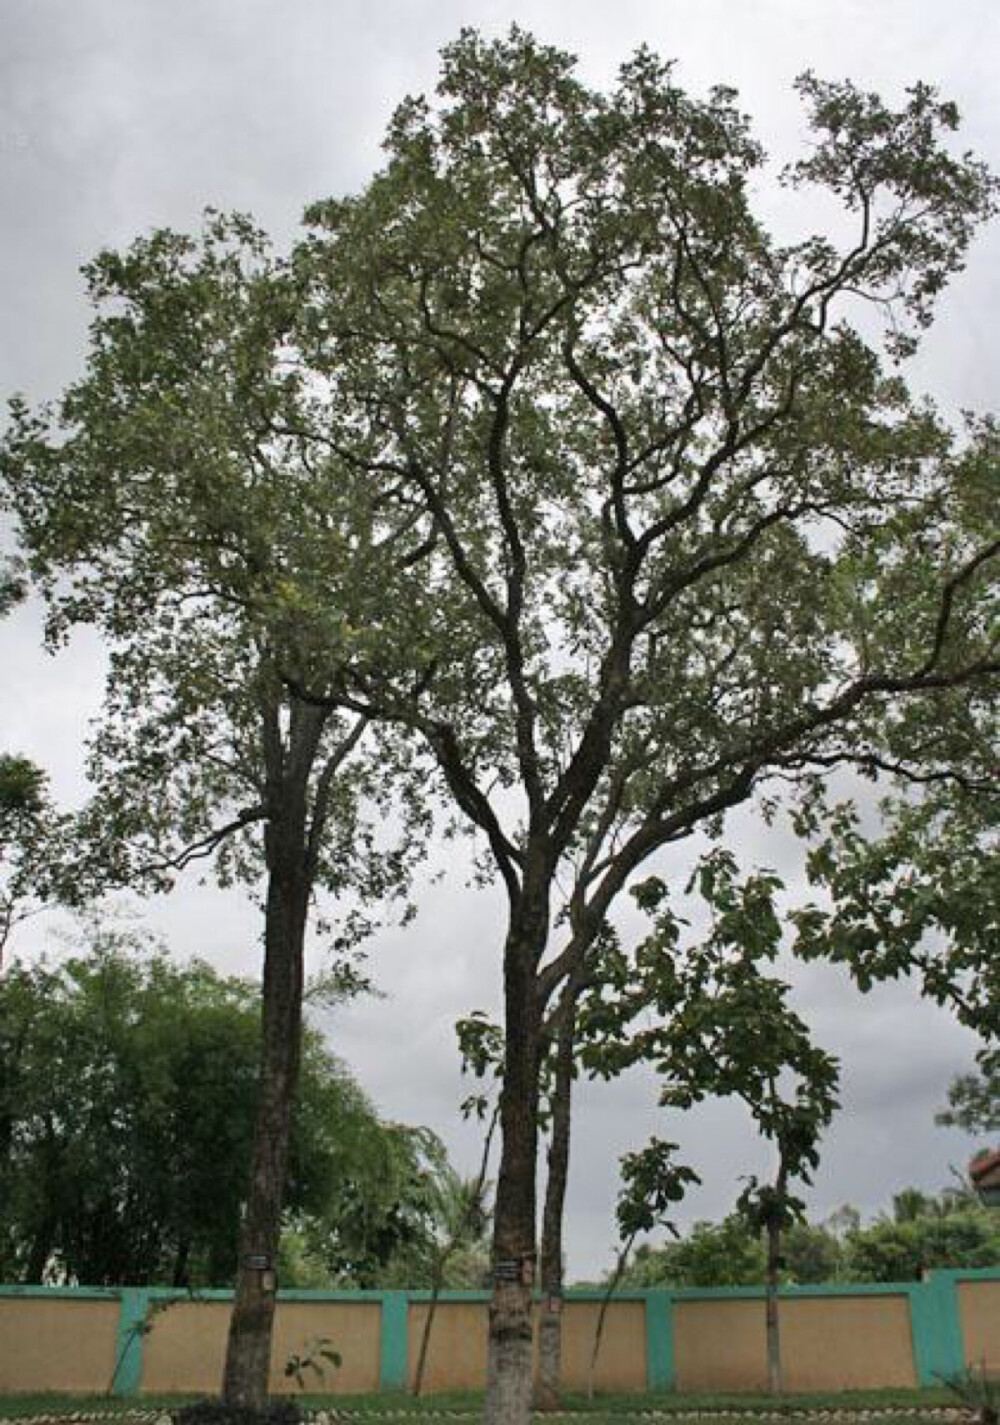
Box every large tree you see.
[0,213,427,1405]
[290,31,999,1424]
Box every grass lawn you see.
[0,1387,964,1421]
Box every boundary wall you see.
[0,1269,996,1397]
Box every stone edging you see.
[0,1408,973,1425]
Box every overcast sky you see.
[1,0,998,1280]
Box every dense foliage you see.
[611,1188,1000,1288]
[0,934,461,1288]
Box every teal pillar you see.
[645,1291,675,1392]
[379,1291,409,1391]
[112,1288,151,1396]
[910,1274,964,1385]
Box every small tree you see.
[583,851,838,1394]
[588,1140,698,1399]
[736,1137,820,1393]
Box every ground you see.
[0,1387,969,1425]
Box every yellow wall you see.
[0,1286,962,1398]
[0,1298,119,1394]
[958,1280,1000,1373]
[675,1294,916,1393]
[558,1300,646,1393]
[406,1301,487,1392]
[405,1298,645,1394]
[141,1299,381,1396]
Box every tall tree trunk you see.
[535,991,577,1411]
[222,793,310,1408]
[765,1162,787,1396]
[485,911,546,1425]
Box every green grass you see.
[0,1386,961,1420]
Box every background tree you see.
[294,31,999,1424]
[617,1218,766,1289]
[282,1124,489,1291]
[611,1190,1000,1288]
[0,931,445,1287]
[0,213,429,1405]
[0,755,66,969]
[842,1199,1000,1281]
[939,1065,1000,1139]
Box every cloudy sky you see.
[1,0,998,1279]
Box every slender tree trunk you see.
[588,1233,634,1401]
[222,781,311,1408]
[412,1273,443,1398]
[24,1218,55,1284]
[765,1164,787,1396]
[485,908,546,1425]
[172,1237,191,1289]
[535,992,577,1411]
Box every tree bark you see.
[535,991,577,1411]
[222,784,311,1408]
[765,1163,787,1396]
[484,908,546,1425]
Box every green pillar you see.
[910,1274,964,1386]
[379,1291,409,1392]
[112,1288,151,1396]
[645,1291,675,1392]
